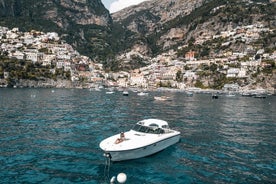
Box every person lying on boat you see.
[115,132,125,144]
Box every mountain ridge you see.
[0,0,275,70]
[0,0,113,60]
[112,0,205,33]
[107,0,275,70]
[0,0,275,90]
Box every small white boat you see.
[154,96,171,101]
[106,91,114,94]
[253,94,267,98]
[137,91,148,96]
[99,119,180,161]
[186,91,193,97]
[122,91,129,96]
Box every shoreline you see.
[1,85,275,96]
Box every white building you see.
[129,74,147,87]
[11,51,24,60]
[183,71,197,80]
[24,49,43,63]
[237,68,247,78]
[223,83,240,91]
[56,60,71,71]
[227,68,240,78]
[42,54,56,66]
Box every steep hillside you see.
[0,0,113,60]
[112,0,205,35]
[0,0,110,26]
[110,0,275,70]
[0,0,275,71]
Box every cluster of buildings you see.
[0,24,275,91]
[195,22,272,47]
[0,26,105,87]
[113,23,275,91]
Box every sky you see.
[102,0,149,13]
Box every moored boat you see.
[99,119,181,161]
[212,93,219,99]
[137,91,149,96]
[154,96,171,101]
[253,94,267,98]
[122,90,129,96]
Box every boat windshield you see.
[132,124,165,134]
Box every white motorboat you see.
[99,119,181,161]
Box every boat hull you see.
[104,134,180,161]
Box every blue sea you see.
[0,88,275,184]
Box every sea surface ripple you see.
[0,88,275,183]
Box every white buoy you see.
[117,173,127,183]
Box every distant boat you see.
[241,92,254,97]
[154,96,171,101]
[137,91,149,96]
[212,93,218,99]
[122,90,129,96]
[106,91,114,94]
[99,119,181,161]
[186,91,193,97]
[253,94,267,98]
[94,87,101,91]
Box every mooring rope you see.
[103,153,111,183]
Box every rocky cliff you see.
[112,0,205,35]
[0,0,111,27]
[0,0,112,60]
[0,0,275,70]
[109,0,275,70]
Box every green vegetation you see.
[158,81,172,88]
[0,0,113,65]
[0,0,275,74]
[194,80,205,89]
[261,60,276,74]
[194,63,244,89]
[146,0,275,59]
[0,56,70,87]
[0,0,274,90]
[175,70,183,82]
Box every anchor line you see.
[103,153,111,182]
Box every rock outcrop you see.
[0,0,111,28]
[112,0,204,35]
[0,0,112,60]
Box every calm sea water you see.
[0,88,275,184]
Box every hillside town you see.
[0,24,275,94]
